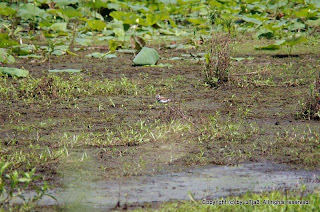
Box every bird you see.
[156,94,171,103]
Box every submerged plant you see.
[204,33,231,87]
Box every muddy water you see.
[21,161,320,211]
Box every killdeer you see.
[156,94,171,103]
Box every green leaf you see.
[0,48,15,64]
[12,45,35,56]
[0,33,19,48]
[0,67,29,77]
[113,28,125,39]
[50,23,68,32]
[18,178,31,183]
[169,57,183,60]
[255,44,280,50]
[285,35,307,47]
[145,13,162,26]
[231,57,245,61]
[86,52,117,59]
[146,63,172,68]
[288,22,305,31]
[85,19,106,31]
[18,3,46,20]
[133,47,160,66]
[256,39,286,50]
[58,7,83,19]
[295,8,317,19]
[108,39,121,53]
[187,17,206,25]
[306,19,320,27]
[53,0,78,6]
[116,49,136,54]
[255,28,273,39]
[75,38,92,46]
[85,0,108,9]
[241,16,262,25]
[0,3,16,16]
[110,11,140,25]
[0,162,10,175]
[48,69,81,73]
[18,54,42,59]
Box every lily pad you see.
[18,54,42,59]
[117,49,136,54]
[146,63,173,68]
[133,47,160,66]
[169,57,183,60]
[86,52,117,59]
[48,69,81,73]
[0,67,29,77]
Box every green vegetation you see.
[1,0,320,210]
[137,189,320,212]
[0,162,51,211]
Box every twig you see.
[168,105,202,132]
[231,69,269,76]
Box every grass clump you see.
[301,74,320,120]
[204,32,231,87]
[60,119,192,147]
[0,162,51,211]
[0,143,67,175]
[134,188,320,212]
[273,127,320,167]
[0,75,138,100]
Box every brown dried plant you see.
[302,73,320,120]
[204,32,231,87]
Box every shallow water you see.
[17,162,320,210]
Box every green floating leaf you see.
[133,47,160,66]
[231,57,255,61]
[86,52,117,59]
[104,54,117,59]
[18,54,42,59]
[0,67,29,78]
[231,57,245,61]
[117,49,136,54]
[146,63,172,68]
[75,38,92,47]
[169,57,183,60]
[48,69,81,73]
